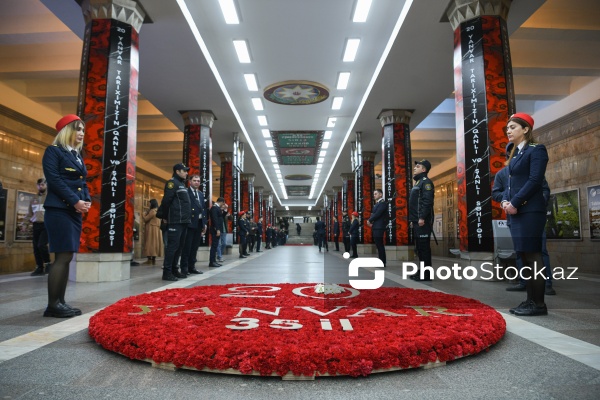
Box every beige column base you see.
[355,245,415,262]
[69,252,131,282]
[196,247,210,262]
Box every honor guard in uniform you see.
[342,210,351,253]
[178,174,206,275]
[238,210,250,258]
[367,189,388,267]
[409,159,435,281]
[209,197,225,268]
[160,163,191,281]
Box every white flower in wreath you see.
[314,283,345,294]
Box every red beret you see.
[352,211,359,217]
[55,114,82,133]
[509,113,534,129]
[239,210,246,216]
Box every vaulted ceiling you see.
[1,0,599,210]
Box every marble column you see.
[447,0,515,268]
[219,152,234,233]
[73,0,145,282]
[361,151,377,244]
[379,109,413,261]
[181,111,214,247]
[240,173,255,217]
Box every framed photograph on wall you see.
[15,191,36,242]
[587,184,600,240]
[546,188,581,240]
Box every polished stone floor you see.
[1,245,599,399]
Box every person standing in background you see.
[367,189,388,267]
[24,178,52,276]
[332,215,340,251]
[142,199,163,265]
[256,217,263,252]
[348,211,359,258]
[217,203,229,263]
[209,197,225,268]
[179,175,206,275]
[42,114,90,318]
[342,210,351,253]
[408,159,435,281]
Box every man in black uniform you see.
[256,217,263,252]
[24,178,52,276]
[209,197,225,268]
[408,159,435,281]
[341,210,351,253]
[332,215,340,251]
[179,174,206,275]
[315,216,328,252]
[238,210,249,258]
[160,163,192,281]
[368,189,388,267]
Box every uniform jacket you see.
[160,175,191,224]
[210,203,223,232]
[504,143,549,213]
[342,215,351,237]
[348,219,359,238]
[238,217,249,236]
[256,222,263,235]
[492,166,551,206]
[333,219,340,236]
[187,187,205,230]
[409,172,434,223]
[368,199,388,233]
[42,145,90,210]
[315,220,326,234]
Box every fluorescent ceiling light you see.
[337,72,351,90]
[265,140,273,147]
[321,142,329,149]
[318,157,325,163]
[268,150,275,156]
[262,129,270,137]
[244,74,258,91]
[327,118,336,128]
[343,39,360,62]
[271,157,278,163]
[285,206,289,211]
[258,115,268,126]
[218,0,239,24]
[320,150,327,157]
[353,0,372,22]
[274,164,280,169]
[324,130,332,139]
[233,40,251,63]
[251,97,263,110]
[332,97,343,110]
[308,206,312,211]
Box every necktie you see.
[194,190,199,201]
[71,150,81,164]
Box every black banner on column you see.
[99,20,131,252]
[199,125,211,246]
[460,17,493,252]
[355,170,363,244]
[383,124,396,244]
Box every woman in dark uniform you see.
[501,113,549,316]
[42,114,91,318]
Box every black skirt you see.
[45,207,82,253]
[508,211,546,253]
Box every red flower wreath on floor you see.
[88,284,506,378]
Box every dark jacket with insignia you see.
[368,199,388,233]
[238,217,249,236]
[160,174,191,224]
[342,215,351,237]
[187,187,205,230]
[409,172,434,224]
[42,145,90,210]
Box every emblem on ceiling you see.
[284,174,313,181]
[263,80,329,105]
[271,130,324,165]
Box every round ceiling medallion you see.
[264,80,329,105]
[284,174,313,181]
[89,283,506,379]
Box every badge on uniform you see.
[424,184,432,190]
[167,182,174,189]
[65,167,76,172]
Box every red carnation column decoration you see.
[447,0,515,267]
[181,111,214,248]
[75,0,145,282]
[379,109,413,262]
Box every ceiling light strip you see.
[177,0,283,207]
[233,40,251,63]
[314,0,414,205]
[218,0,239,24]
[353,0,373,22]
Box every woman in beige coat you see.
[143,199,163,264]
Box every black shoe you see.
[545,287,556,295]
[239,255,247,259]
[208,263,221,268]
[43,303,76,318]
[513,301,548,316]
[509,300,531,314]
[61,303,82,316]
[30,267,45,276]
[243,253,250,256]
[506,284,526,292]
[256,250,263,252]
[162,273,178,281]
[174,272,187,279]
[350,255,358,258]
[188,269,203,274]
[130,261,140,266]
